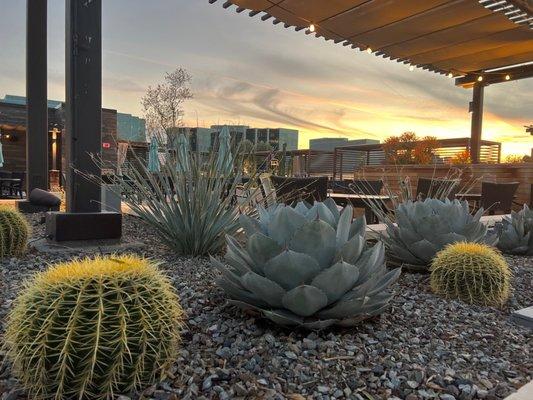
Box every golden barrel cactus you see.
[0,206,29,258]
[4,255,183,400]
[430,242,511,306]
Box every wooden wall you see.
[357,163,533,209]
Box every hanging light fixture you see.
[477,75,483,82]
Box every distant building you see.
[168,127,213,152]
[244,127,298,151]
[310,137,379,151]
[210,125,249,149]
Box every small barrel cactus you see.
[4,255,183,400]
[212,201,401,329]
[430,242,511,306]
[496,204,533,255]
[383,198,497,271]
[0,206,29,258]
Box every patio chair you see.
[259,174,277,207]
[351,179,383,195]
[10,172,26,198]
[480,181,519,215]
[0,171,12,197]
[270,176,328,205]
[416,177,459,200]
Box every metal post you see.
[65,0,102,212]
[26,0,48,193]
[470,83,484,164]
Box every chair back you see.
[270,176,328,204]
[330,180,351,194]
[480,181,519,213]
[352,179,383,195]
[416,177,459,200]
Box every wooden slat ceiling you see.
[210,0,533,77]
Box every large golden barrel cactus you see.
[0,206,29,258]
[4,255,183,400]
[430,242,511,306]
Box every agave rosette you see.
[211,200,400,329]
[496,204,533,255]
[383,198,497,269]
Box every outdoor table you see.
[327,193,395,223]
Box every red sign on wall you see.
[102,142,111,149]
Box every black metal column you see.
[26,0,48,193]
[470,83,484,164]
[65,0,102,212]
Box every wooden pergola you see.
[209,0,533,163]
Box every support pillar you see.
[45,0,121,242]
[26,0,48,193]
[470,83,484,164]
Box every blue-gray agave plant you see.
[383,198,498,270]
[211,201,401,329]
[496,204,533,255]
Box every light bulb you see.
[309,24,315,32]
[409,65,414,71]
[366,47,372,54]
[447,73,453,78]
[477,76,483,82]
[505,74,510,80]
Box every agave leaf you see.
[305,202,337,227]
[311,261,359,304]
[263,250,321,290]
[336,205,353,247]
[461,221,487,242]
[211,256,246,285]
[366,268,401,297]
[282,285,328,317]
[355,242,385,283]
[267,206,307,246]
[301,318,338,330]
[294,201,310,216]
[219,278,269,308]
[337,234,365,264]
[472,207,484,222]
[239,214,264,236]
[247,233,282,273]
[241,272,286,308]
[388,244,421,265]
[262,309,304,326]
[349,216,366,239]
[417,214,450,241]
[433,232,467,248]
[289,220,336,268]
[323,197,341,223]
[409,239,439,264]
[317,295,366,319]
[336,316,368,327]
[398,226,423,245]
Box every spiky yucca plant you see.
[4,255,183,400]
[212,202,401,329]
[382,199,497,271]
[430,242,511,306]
[496,204,533,255]
[0,206,29,258]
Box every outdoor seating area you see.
[0,1,532,400]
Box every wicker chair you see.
[480,181,519,214]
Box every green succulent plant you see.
[0,206,29,258]
[382,198,497,271]
[4,255,183,400]
[211,201,401,329]
[496,204,533,255]
[430,242,511,306]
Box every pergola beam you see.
[26,0,48,193]
[455,62,533,87]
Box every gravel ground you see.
[1,214,531,400]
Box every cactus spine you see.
[0,206,29,258]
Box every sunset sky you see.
[1,0,531,156]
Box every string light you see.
[409,65,414,71]
[477,75,483,82]
[366,47,372,54]
[309,24,315,32]
[447,73,453,78]
[505,74,511,80]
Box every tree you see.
[142,67,193,139]
[450,149,471,164]
[504,154,527,163]
[256,141,273,152]
[383,132,439,164]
